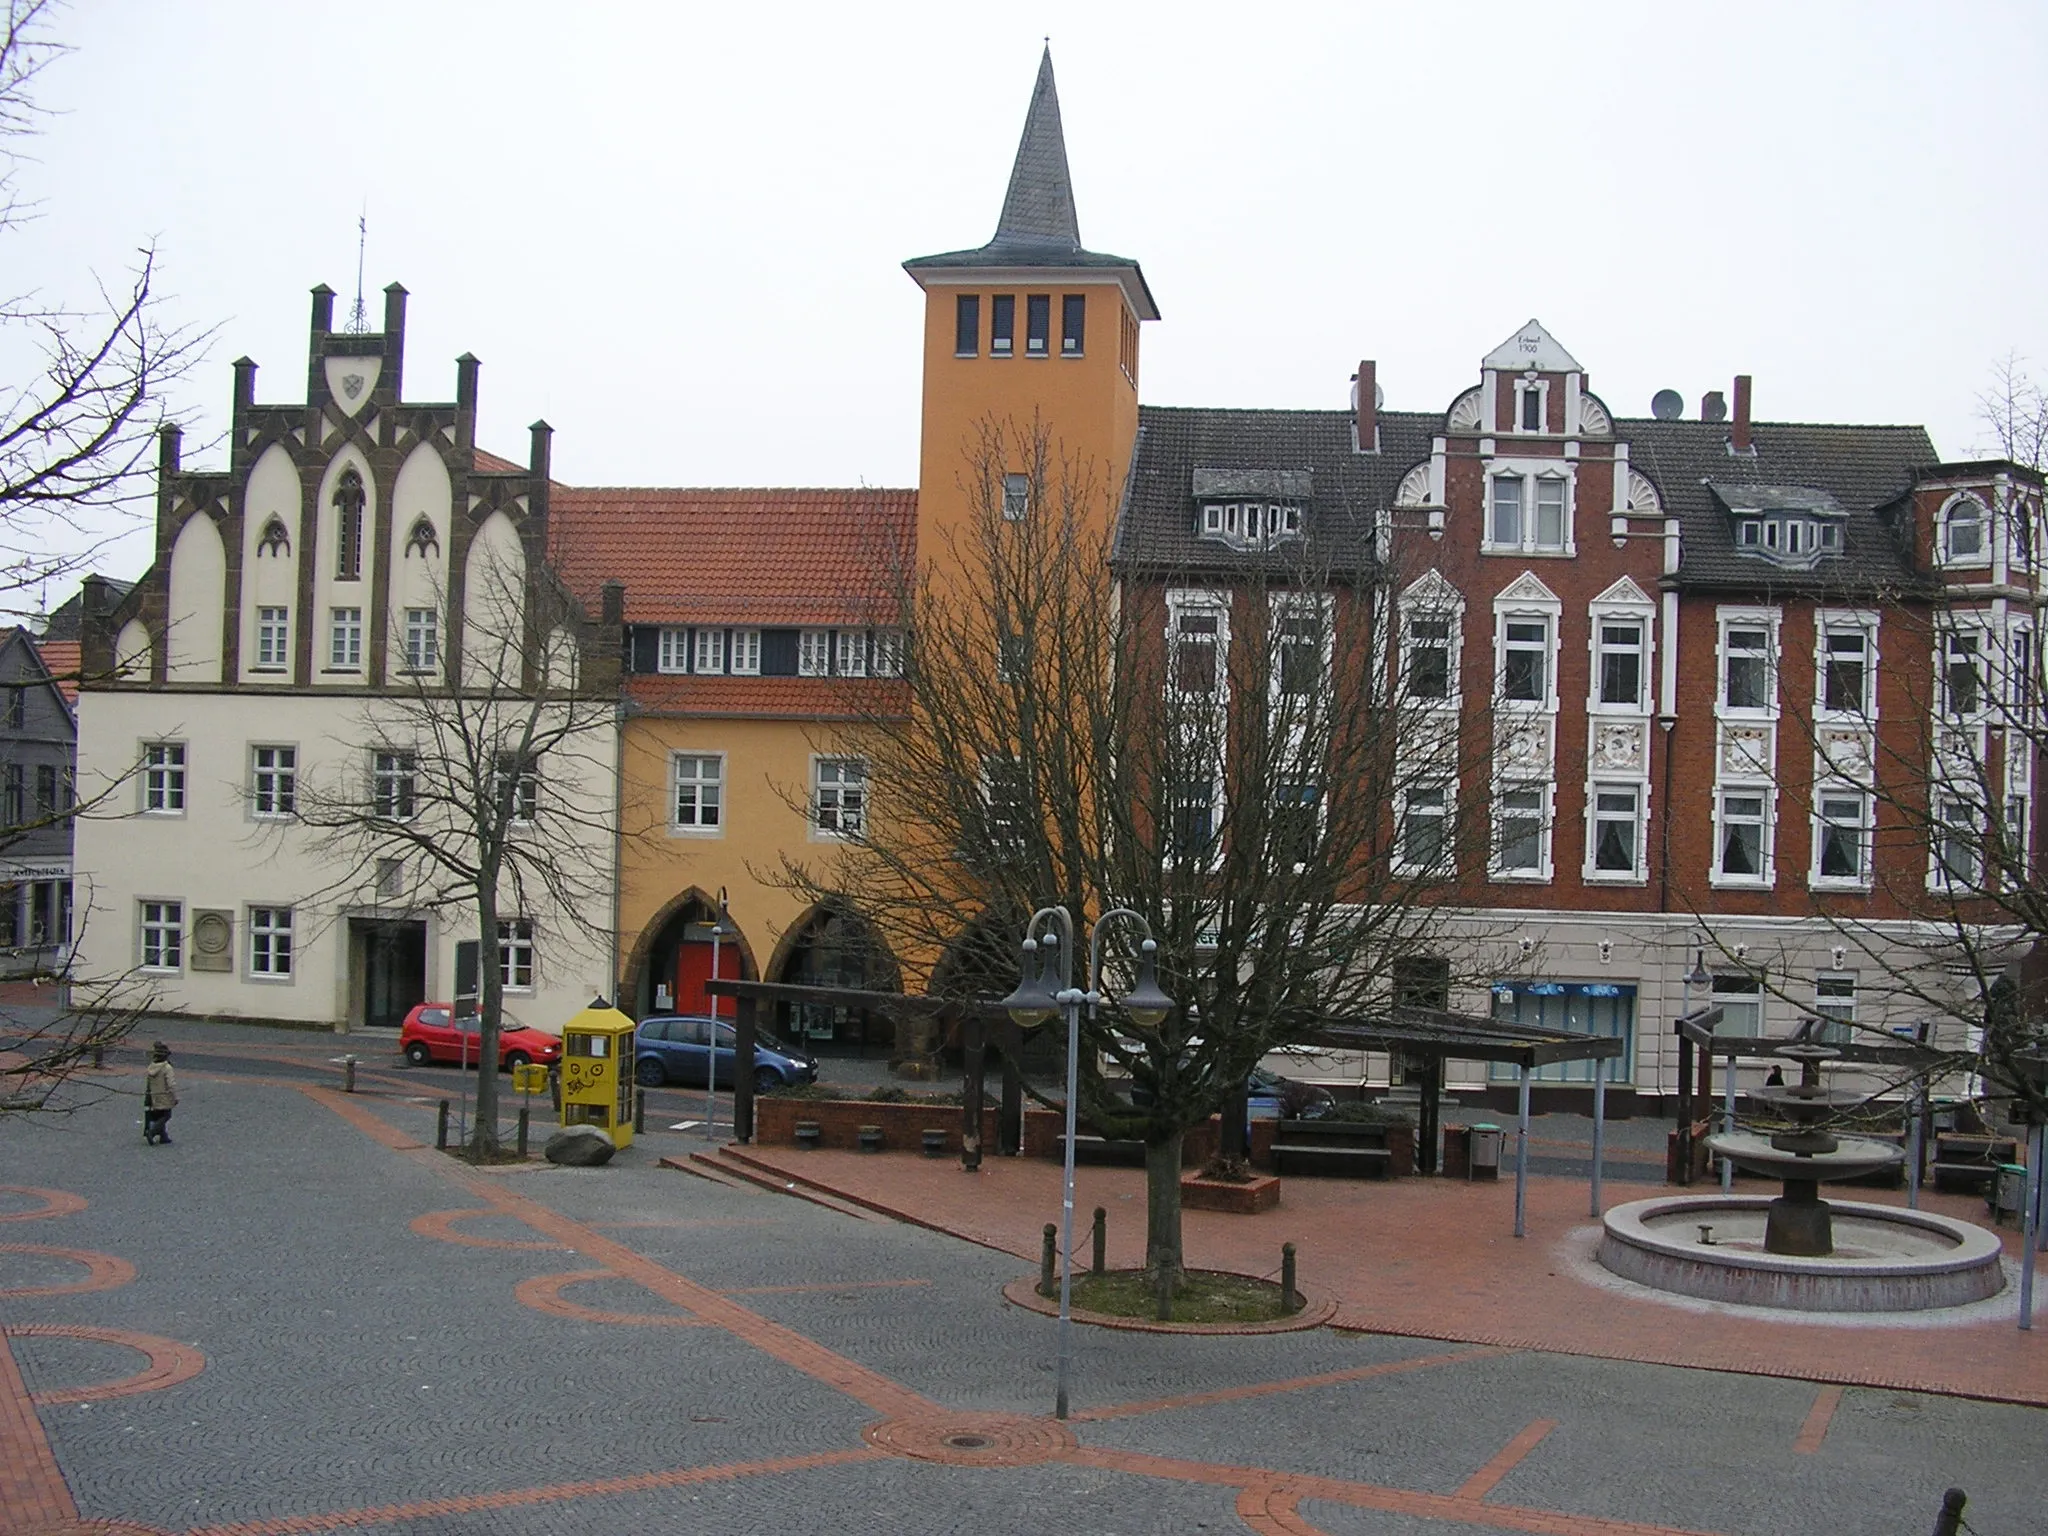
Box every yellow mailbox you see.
[558,1002,638,1148]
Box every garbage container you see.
[1469,1123,1504,1182]
[1990,1164,2028,1223]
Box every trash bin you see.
[1990,1164,2028,1223]
[1469,1123,1504,1182]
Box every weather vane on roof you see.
[344,206,370,335]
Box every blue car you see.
[634,1015,819,1093]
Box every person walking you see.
[143,1041,179,1145]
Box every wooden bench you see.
[1932,1133,2018,1194]
[1059,1132,1146,1165]
[1270,1119,1399,1179]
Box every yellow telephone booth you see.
[558,1002,638,1148]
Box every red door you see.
[674,938,742,1017]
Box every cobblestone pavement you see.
[1,1022,2044,1535]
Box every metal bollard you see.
[1281,1241,1299,1313]
[517,1107,530,1157]
[1091,1206,1107,1275]
[635,1088,646,1135]
[342,1055,358,1094]
[1040,1223,1057,1296]
[549,1066,561,1112]
[436,1100,450,1151]
[91,1044,104,1069]
[1932,1488,1967,1536]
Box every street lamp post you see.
[2014,1040,2048,1333]
[999,904,1173,1421]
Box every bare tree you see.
[784,418,1495,1287]
[0,897,152,1118]
[286,552,617,1158]
[0,2,206,613]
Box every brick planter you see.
[756,1095,993,1151]
[1179,1170,1281,1214]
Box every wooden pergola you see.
[1301,1006,1629,1236]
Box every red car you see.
[399,1003,562,1071]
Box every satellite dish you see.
[1650,389,1683,421]
[1375,383,1385,409]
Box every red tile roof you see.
[547,486,917,626]
[473,446,528,474]
[626,673,907,721]
[33,640,80,705]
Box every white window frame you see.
[1269,592,1334,710]
[871,628,905,678]
[247,905,293,980]
[1814,974,1856,1045]
[1931,794,1983,892]
[1514,377,1550,435]
[1585,781,1645,882]
[1496,613,1556,712]
[1716,609,1780,717]
[1491,780,1552,881]
[492,752,539,825]
[1394,780,1453,878]
[798,629,832,677]
[670,752,725,834]
[255,606,290,670]
[812,756,866,840]
[1940,626,1987,719]
[836,630,868,678]
[1166,774,1224,870]
[401,607,439,672]
[1815,611,1878,720]
[498,917,536,991]
[693,628,725,675]
[1812,784,1872,889]
[1166,588,1231,703]
[1588,603,1654,713]
[1712,788,1774,887]
[1400,602,1461,708]
[657,628,689,674]
[329,607,363,671]
[250,744,297,819]
[372,749,417,823]
[143,741,186,815]
[1710,970,1763,1037]
[1940,494,1990,567]
[729,629,762,675]
[1001,473,1030,521]
[1482,462,1574,555]
[139,899,183,972]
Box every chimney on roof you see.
[1353,360,1377,453]
[232,357,257,416]
[158,422,181,476]
[455,353,479,450]
[529,420,553,524]
[1732,374,1753,453]
[309,284,335,339]
[601,581,625,626]
[1702,391,1727,424]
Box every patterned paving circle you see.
[13,1523,173,1536]
[513,1268,708,1326]
[862,1411,1077,1467]
[0,1245,136,1297]
[6,1323,208,1404]
[0,1185,88,1222]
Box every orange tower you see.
[904,48,1158,559]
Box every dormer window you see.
[1943,496,1988,564]
[1734,509,1843,567]
[1198,501,1304,552]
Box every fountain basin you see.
[1599,1196,2005,1312]
[1707,1130,1903,1185]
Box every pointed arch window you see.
[257,516,291,559]
[334,468,366,581]
[404,516,440,559]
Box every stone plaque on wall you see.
[190,909,234,972]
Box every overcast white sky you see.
[10,0,2046,587]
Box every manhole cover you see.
[945,1434,990,1449]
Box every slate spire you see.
[993,47,1080,251]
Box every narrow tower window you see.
[333,468,366,581]
[1061,294,1085,355]
[1025,295,1050,355]
[954,294,980,357]
[990,295,1015,356]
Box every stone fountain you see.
[1598,1027,2007,1312]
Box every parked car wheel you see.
[503,1050,531,1070]
[636,1057,667,1088]
[404,1041,431,1066]
[754,1065,782,1093]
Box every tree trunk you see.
[468,883,503,1159]
[1143,1130,1185,1289]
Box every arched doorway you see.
[767,903,901,1058]
[626,888,757,1020]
